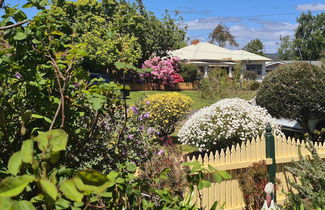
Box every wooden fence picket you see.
[187,134,325,210]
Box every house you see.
[169,41,272,80]
[266,60,322,73]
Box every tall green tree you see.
[209,23,239,47]
[277,35,296,60]
[242,39,264,56]
[294,12,325,61]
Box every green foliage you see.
[139,145,188,198]
[242,39,265,56]
[256,62,325,133]
[0,130,230,209]
[142,92,193,137]
[243,70,257,80]
[294,12,325,61]
[238,161,269,210]
[277,35,296,60]
[285,142,325,209]
[0,1,156,171]
[198,68,240,100]
[179,62,198,82]
[209,23,239,47]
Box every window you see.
[246,64,263,75]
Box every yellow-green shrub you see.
[143,92,193,137]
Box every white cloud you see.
[296,3,325,11]
[229,25,295,53]
[186,17,241,30]
[230,24,294,40]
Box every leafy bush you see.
[179,62,198,82]
[242,80,260,91]
[142,92,193,137]
[178,98,281,151]
[238,161,269,210]
[0,129,230,209]
[256,62,325,133]
[243,70,257,80]
[140,56,184,86]
[197,68,240,100]
[285,142,325,209]
[139,144,188,199]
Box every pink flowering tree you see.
[141,56,184,86]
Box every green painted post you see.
[265,123,276,201]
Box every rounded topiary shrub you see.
[178,98,281,151]
[143,92,193,137]
[256,62,325,132]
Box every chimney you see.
[191,39,200,45]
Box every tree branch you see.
[0,20,29,30]
[0,0,4,8]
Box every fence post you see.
[265,124,276,201]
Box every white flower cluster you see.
[178,98,281,151]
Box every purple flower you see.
[128,134,134,139]
[157,149,164,155]
[138,113,150,121]
[130,106,138,114]
[146,101,150,105]
[139,126,144,130]
[143,113,150,119]
[15,72,22,79]
[147,127,155,134]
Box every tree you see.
[209,23,239,47]
[256,62,325,133]
[294,12,325,61]
[242,39,264,56]
[277,35,296,60]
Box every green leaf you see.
[126,162,137,172]
[55,198,70,209]
[13,32,27,41]
[106,171,119,182]
[0,175,35,197]
[35,129,68,152]
[116,177,125,184]
[40,179,58,200]
[201,180,211,188]
[213,173,222,183]
[60,180,83,202]
[21,140,33,164]
[77,170,108,186]
[74,201,84,207]
[12,200,36,210]
[218,171,231,180]
[0,197,14,210]
[8,151,22,175]
[114,61,126,70]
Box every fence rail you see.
[187,134,325,209]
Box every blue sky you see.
[3,0,325,53]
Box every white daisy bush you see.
[178,98,281,151]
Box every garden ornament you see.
[262,182,279,210]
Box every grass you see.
[127,90,257,139]
[127,90,257,111]
[127,90,213,110]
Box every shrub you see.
[178,98,281,151]
[141,56,184,86]
[256,62,325,133]
[179,62,198,82]
[238,161,269,210]
[243,70,257,80]
[142,92,193,137]
[139,144,188,199]
[285,142,325,209]
[243,80,260,91]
